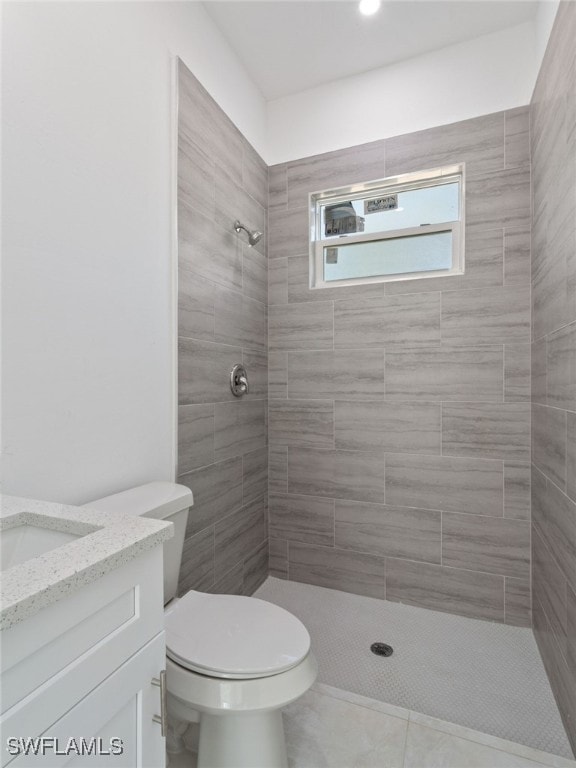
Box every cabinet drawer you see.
[1,548,164,717]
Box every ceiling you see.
[203,1,539,100]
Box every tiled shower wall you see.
[530,2,576,751]
[176,61,269,596]
[267,109,533,626]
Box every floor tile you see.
[404,723,567,768]
[284,688,407,768]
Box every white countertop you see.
[0,495,172,630]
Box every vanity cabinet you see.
[1,547,166,767]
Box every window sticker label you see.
[365,194,398,213]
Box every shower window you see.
[309,164,464,289]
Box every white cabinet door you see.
[7,634,166,768]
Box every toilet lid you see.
[165,591,311,679]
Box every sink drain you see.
[371,642,393,657]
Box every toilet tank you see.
[83,482,192,604]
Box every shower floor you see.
[254,577,573,759]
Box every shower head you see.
[234,220,263,247]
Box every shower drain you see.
[370,642,393,657]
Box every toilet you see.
[84,482,317,768]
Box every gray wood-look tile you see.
[533,467,576,591]
[269,399,334,447]
[532,528,568,659]
[287,253,385,303]
[214,400,266,461]
[242,143,268,210]
[269,258,288,305]
[178,268,215,342]
[441,285,531,345]
[383,272,461,296]
[288,447,385,504]
[243,244,267,304]
[243,540,269,595]
[178,456,243,537]
[269,494,335,546]
[242,349,268,400]
[178,404,214,474]
[569,237,576,334]
[335,293,441,348]
[567,584,576,686]
[466,168,531,232]
[214,497,267,575]
[286,141,385,209]
[504,107,530,169]
[178,527,215,595]
[179,61,243,184]
[457,227,505,289]
[568,412,576,503]
[503,462,531,520]
[288,350,385,400]
[269,538,288,579]
[504,227,531,286]
[442,512,530,579]
[214,164,266,258]
[269,445,288,495]
[530,6,576,748]
[385,454,503,517]
[269,164,287,208]
[210,563,244,595]
[178,338,242,405]
[504,577,531,627]
[178,59,556,643]
[386,558,505,622]
[268,206,308,259]
[335,500,441,564]
[533,596,576,751]
[547,321,576,411]
[214,285,266,351]
[178,129,215,218]
[269,352,288,399]
[385,112,504,178]
[335,400,440,454]
[532,338,547,405]
[385,228,503,296]
[442,402,530,461]
[269,302,333,351]
[532,228,572,341]
[179,200,242,291]
[504,343,531,402]
[532,403,567,490]
[531,463,547,523]
[385,345,503,402]
[243,447,267,506]
[288,542,386,599]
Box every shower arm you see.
[234,220,263,247]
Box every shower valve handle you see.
[230,364,249,397]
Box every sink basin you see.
[0,524,81,571]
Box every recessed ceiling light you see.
[359,0,381,16]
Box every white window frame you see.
[309,163,465,289]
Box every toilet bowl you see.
[84,482,317,768]
[165,591,317,767]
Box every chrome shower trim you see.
[234,220,263,247]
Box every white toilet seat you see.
[164,590,311,679]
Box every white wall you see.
[1,1,266,504]
[535,1,560,70]
[266,21,539,164]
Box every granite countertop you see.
[0,495,172,630]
